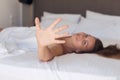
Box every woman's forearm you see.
[38,45,54,62]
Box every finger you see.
[55,32,70,39]
[54,25,69,33]
[35,17,41,31]
[54,40,66,44]
[48,18,62,29]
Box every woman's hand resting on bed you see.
[35,17,69,46]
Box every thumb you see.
[35,17,41,30]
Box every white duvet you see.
[0,19,120,80]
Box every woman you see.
[35,17,120,62]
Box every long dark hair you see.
[97,45,120,59]
[90,38,104,53]
[92,38,120,59]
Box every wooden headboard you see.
[34,0,120,18]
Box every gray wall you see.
[22,4,34,26]
[0,0,21,28]
[0,0,34,28]
[34,0,120,18]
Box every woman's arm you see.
[35,17,69,62]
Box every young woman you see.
[35,17,120,62]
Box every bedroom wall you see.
[0,0,33,28]
[0,0,21,28]
[22,4,34,26]
[34,0,120,18]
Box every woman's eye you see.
[83,40,87,46]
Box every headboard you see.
[34,0,120,18]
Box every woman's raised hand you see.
[35,17,69,46]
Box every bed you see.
[0,0,120,80]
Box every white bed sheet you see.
[0,52,118,80]
[0,26,120,80]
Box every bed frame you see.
[34,0,120,18]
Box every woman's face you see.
[71,32,96,52]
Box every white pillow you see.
[41,19,78,35]
[74,19,105,38]
[42,11,81,23]
[74,19,120,39]
[86,10,120,25]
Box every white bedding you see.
[0,51,118,80]
[0,14,120,80]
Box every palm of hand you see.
[37,28,57,46]
[35,17,69,46]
